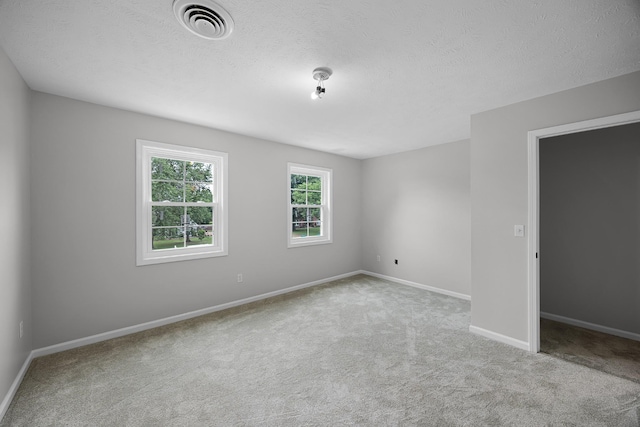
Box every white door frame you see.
[527,110,640,353]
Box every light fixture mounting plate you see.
[312,67,332,81]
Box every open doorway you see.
[527,111,640,355]
[537,122,640,382]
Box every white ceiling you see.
[0,0,639,159]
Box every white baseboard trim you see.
[0,351,34,421]
[469,325,530,351]
[361,271,471,301]
[540,312,640,342]
[32,270,362,359]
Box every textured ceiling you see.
[0,0,639,158]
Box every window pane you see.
[186,183,213,202]
[309,208,321,222]
[200,225,214,246]
[152,206,183,226]
[152,158,183,181]
[186,235,212,247]
[185,162,212,182]
[152,181,184,202]
[307,176,321,191]
[292,208,307,222]
[307,191,321,205]
[187,206,213,226]
[291,190,306,205]
[291,174,306,189]
[291,222,307,238]
[152,227,185,250]
[181,207,213,246]
[308,224,322,237]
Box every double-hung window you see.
[288,163,332,247]
[136,139,227,265]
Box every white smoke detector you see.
[173,0,234,40]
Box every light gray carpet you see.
[541,318,640,384]
[2,274,640,426]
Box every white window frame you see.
[136,139,228,265]
[287,163,332,248]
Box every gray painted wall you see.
[361,140,471,296]
[0,47,31,404]
[471,71,640,343]
[540,123,640,335]
[29,92,362,348]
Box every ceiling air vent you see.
[173,0,234,40]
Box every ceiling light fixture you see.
[311,67,332,100]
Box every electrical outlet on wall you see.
[237,273,243,283]
[394,259,398,265]
[19,321,23,339]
